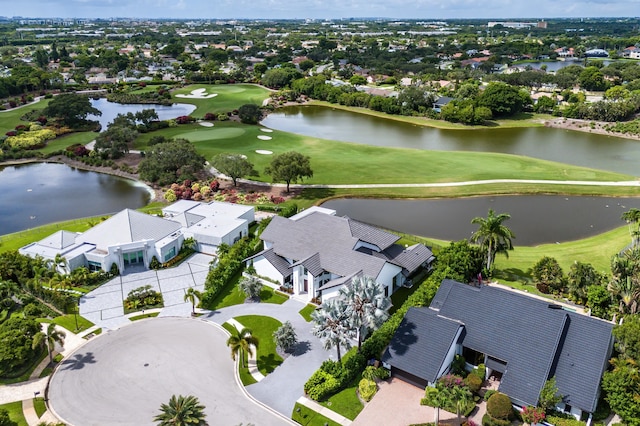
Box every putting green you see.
[175,127,246,141]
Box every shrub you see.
[465,373,483,394]
[545,416,585,426]
[483,389,497,401]
[473,363,486,381]
[482,413,511,426]
[217,114,229,121]
[175,115,195,124]
[204,112,216,121]
[358,378,377,402]
[486,393,513,420]
[304,370,340,401]
[149,256,161,270]
[521,406,546,424]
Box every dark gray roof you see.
[380,243,435,274]
[428,279,613,412]
[291,253,324,276]
[319,271,361,291]
[259,213,390,279]
[246,248,292,278]
[347,218,399,250]
[383,307,463,383]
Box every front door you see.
[304,279,308,292]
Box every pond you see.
[0,163,151,235]
[261,106,640,176]
[322,195,640,246]
[88,98,196,130]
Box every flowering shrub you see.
[164,189,177,202]
[15,124,28,132]
[36,116,48,125]
[29,123,43,131]
[209,180,220,191]
[176,115,195,124]
[200,186,211,197]
[204,112,216,121]
[191,182,200,192]
[270,195,285,204]
[521,406,545,424]
[6,129,57,149]
[5,131,16,137]
[438,374,465,388]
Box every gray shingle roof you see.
[380,243,435,274]
[246,248,292,278]
[427,279,613,412]
[38,230,78,250]
[347,218,399,250]
[383,307,463,383]
[259,213,389,279]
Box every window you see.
[384,286,389,297]
[88,261,102,272]
[164,246,176,262]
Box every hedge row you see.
[201,236,261,307]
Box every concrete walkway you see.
[297,396,352,426]
[225,318,265,382]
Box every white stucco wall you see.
[436,327,465,379]
[252,255,284,284]
[376,263,403,295]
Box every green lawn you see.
[299,304,317,322]
[291,402,341,426]
[0,98,50,135]
[234,315,284,376]
[0,217,98,253]
[319,373,364,420]
[0,401,27,426]
[33,397,46,418]
[134,120,633,186]
[209,272,288,309]
[38,314,94,333]
[129,312,160,321]
[390,285,416,315]
[38,131,97,154]
[221,322,258,386]
[171,84,271,116]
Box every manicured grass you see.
[33,397,46,418]
[0,401,27,426]
[0,348,46,385]
[37,131,97,154]
[291,402,341,426]
[261,287,289,304]
[0,98,50,135]
[234,315,284,376]
[299,304,317,322]
[221,322,258,386]
[135,120,633,186]
[129,312,160,321]
[319,373,364,420]
[171,84,271,116]
[209,272,288,309]
[38,314,94,333]
[390,285,416,315]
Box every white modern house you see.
[246,207,435,303]
[20,200,255,273]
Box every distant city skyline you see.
[2,0,640,21]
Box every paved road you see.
[206,299,332,418]
[48,318,290,426]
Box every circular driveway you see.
[48,318,289,426]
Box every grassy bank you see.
[0,98,50,135]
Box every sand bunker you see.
[257,135,272,140]
[199,122,214,127]
[256,150,273,155]
[260,128,273,133]
[176,88,219,99]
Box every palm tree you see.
[226,326,259,368]
[311,297,353,362]
[448,385,473,426]
[609,251,640,314]
[53,253,68,274]
[622,208,640,247]
[49,274,71,291]
[238,276,263,301]
[273,321,298,353]
[470,209,515,272]
[32,323,66,366]
[183,287,202,316]
[153,394,207,426]
[338,275,392,350]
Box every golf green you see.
[175,127,246,141]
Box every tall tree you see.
[153,394,207,426]
[32,323,65,367]
[470,209,515,272]
[43,94,101,127]
[609,250,640,314]
[183,287,202,316]
[94,125,137,159]
[210,154,258,187]
[264,151,313,193]
[311,297,352,362]
[623,208,640,247]
[237,103,262,124]
[138,139,206,186]
[338,275,391,350]
[226,327,259,368]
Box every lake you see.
[88,98,196,130]
[0,163,151,235]
[322,196,640,246]
[261,105,640,176]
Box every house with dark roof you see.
[246,207,434,303]
[383,279,614,422]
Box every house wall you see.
[251,255,285,284]
[377,263,403,295]
[435,328,464,379]
[353,240,381,252]
[159,238,182,263]
[320,285,342,300]
[556,403,582,420]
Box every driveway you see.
[48,317,291,426]
[352,378,458,425]
[79,254,212,329]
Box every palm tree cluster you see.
[608,248,640,315]
[311,276,392,361]
[32,323,66,367]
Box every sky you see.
[1,0,639,20]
